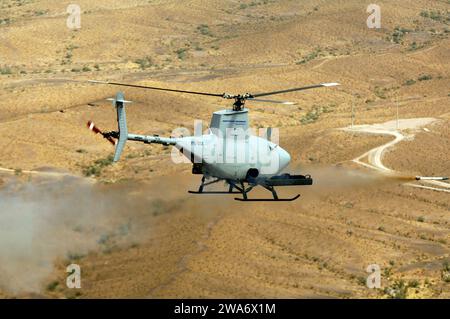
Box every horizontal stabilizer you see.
[106,97,132,104]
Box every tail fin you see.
[108,92,132,162]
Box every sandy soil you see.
[0,0,449,299]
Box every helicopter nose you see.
[279,147,291,170]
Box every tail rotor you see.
[86,92,131,162]
[87,120,118,146]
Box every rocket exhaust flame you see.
[381,175,449,182]
[415,176,449,181]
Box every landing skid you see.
[189,176,306,202]
[234,194,300,202]
[188,190,241,194]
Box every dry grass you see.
[0,0,449,298]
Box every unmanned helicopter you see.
[87,80,340,201]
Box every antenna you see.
[396,94,399,130]
[351,93,355,128]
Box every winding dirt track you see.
[342,118,450,193]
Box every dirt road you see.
[341,118,450,193]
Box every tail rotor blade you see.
[87,121,117,146]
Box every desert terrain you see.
[0,0,449,298]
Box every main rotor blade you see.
[248,98,296,105]
[88,80,224,98]
[251,82,340,98]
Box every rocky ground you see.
[0,0,449,298]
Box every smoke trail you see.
[0,164,416,295]
[288,163,416,197]
[0,175,184,295]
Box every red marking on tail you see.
[87,121,116,146]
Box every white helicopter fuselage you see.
[174,133,291,180]
[128,107,290,181]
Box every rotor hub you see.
[222,93,253,111]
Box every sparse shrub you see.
[357,276,367,286]
[118,222,131,236]
[34,10,48,16]
[408,279,420,288]
[443,261,450,271]
[97,233,110,245]
[296,47,322,64]
[420,10,429,18]
[442,261,450,283]
[82,66,91,72]
[67,251,84,261]
[65,291,82,299]
[390,26,410,44]
[72,225,83,232]
[374,87,387,99]
[46,280,59,292]
[392,31,402,44]
[126,153,139,159]
[408,42,425,51]
[385,280,408,299]
[0,66,12,75]
[134,56,153,70]
[343,202,354,209]
[175,48,188,60]
[300,104,334,125]
[0,18,12,25]
[300,109,319,124]
[197,24,213,36]
[417,216,425,222]
[418,74,432,81]
[420,10,447,22]
[404,79,416,86]
[94,155,114,167]
[83,165,101,176]
[83,154,114,177]
[66,44,79,51]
